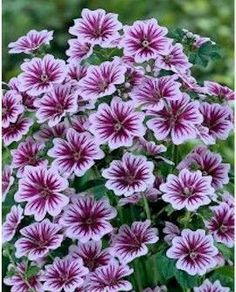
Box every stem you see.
[156,206,166,217]
[171,144,178,171]
[142,195,151,220]
[184,211,192,228]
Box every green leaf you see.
[153,251,176,283]
[174,270,201,289]
[213,266,234,279]
[6,266,16,277]
[214,243,233,261]
[25,266,40,278]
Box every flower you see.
[41,257,89,292]
[204,80,234,101]
[155,43,192,73]
[66,39,93,63]
[122,19,170,63]
[3,205,24,243]
[70,115,90,133]
[60,195,117,242]
[89,97,145,149]
[8,29,53,54]
[14,165,69,221]
[166,229,218,276]
[11,137,46,177]
[143,286,167,292]
[34,84,77,127]
[2,90,24,128]
[18,54,67,96]
[33,122,67,142]
[87,260,133,292]
[3,116,33,146]
[147,93,203,144]
[77,58,126,100]
[4,262,43,292]
[2,165,14,202]
[15,219,63,260]
[69,240,112,271]
[48,128,104,177]
[199,103,233,141]
[163,221,181,245]
[66,63,87,83]
[206,202,234,248]
[130,75,181,111]
[9,77,37,111]
[177,146,230,189]
[69,8,122,47]
[110,220,158,263]
[102,153,155,196]
[193,279,230,292]
[160,169,215,211]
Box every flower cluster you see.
[3,8,234,292]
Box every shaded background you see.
[3,0,234,87]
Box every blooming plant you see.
[2,8,234,292]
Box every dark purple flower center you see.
[124,174,136,185]
[40,73,49,83]
[85,218,94,225]
[28,156,38,165]
[189,251,198,260]
[163,55,173,64]
[2,106,7,115]
[55,105,65,114]
[93,27,102,38]
[98,80,109,91]
[183,187,193,197]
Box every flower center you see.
[114,122,123,132]
[98,80,108,91]
[125,174,135,185]
[163,55,173,64]
[202,170,208,176]
[55,105,64,114]
[73,152,81,161]
[219,224,227,232]
[189,251,198,260]
[28,156,37,165]
[2,107,7,115]
[142,40,150,47]
[183,187,192,197]
[41,187,51,197]
[40,73,49,83]
[85,218,93,225]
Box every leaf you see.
[153,251,176,283]
[174,270,201,289]
[25,266,40,278]
[168,28,185,42]
[213,266,234,279]
[215,243,233,261]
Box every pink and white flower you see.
[48,128,104,177]
[15,165,69,221]
[15,219,63,260]
[147,93,203,145]
[77,58,126,100]
[69,240,112,271]
[34,84,77,127]
[41,257,89,292]
[143,286,167,292]
[70,115,90,133]
[199,103,233,141]
[33,122,67,142]
[89,97,145,149]
[160,169,215,211]
[4,262,43,292]
[66,63,87,83]
[205,81,234,101]
[132,137,167,157]
[130,75,181,111]
[11,138,46,177]
[193,279,230,292]
[155,43,192,73]
[177,146,230,189]
[3,116,33,146]
[167,229,218,276]
[18,54,67,96]
[163,221,181,245]
[102,153,155,196]
[110,220,158,263]
[87,260,133,292]
[206,202,234,248]
[3,205,23,243]
[2,165,14,201]
[2,90,24,128]
[69,9,122,47]
[66,39,93,63]
[8,29,53,54]
[59,195,117,242]
[122,19,170,63]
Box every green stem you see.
[142,195,151,220]
[171,144,178,171]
